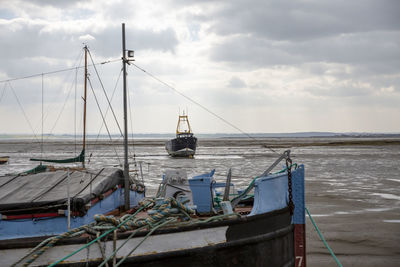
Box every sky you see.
[0,0,399,136]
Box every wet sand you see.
[306,181,400,266]
[1,137,399,266]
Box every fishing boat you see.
[0,156,9,165]
[0,24,307,267]
[0,151,305,267]
[165,113,197,157]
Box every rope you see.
[12,195,240,267]
[97,225,148,267]
[37,49,84,136]
[47,203,149,267]
[14,196,239,267]
[48,197,193,266]
[87,77,122,165]
[306,207,343,267]
[93,68,123,141]
[0,83,7,104]
[87,49,123,136]
[130,63,279,155]
[7,82,41,143]
[115,217,176,267]
[0,59,120,84]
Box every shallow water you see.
[1,139,399,266]
[1,140,399,210]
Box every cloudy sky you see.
[0,0,399,135]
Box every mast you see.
[122,23,130,210]
[82,45,88,169]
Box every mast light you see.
[127,50,134,58]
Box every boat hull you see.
[0,207,294,267]
[165,136,197,157]
[1,162,305,267]
[0,157,9,165]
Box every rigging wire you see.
[41,73,44,160]
[0,83,7,103]
[93,68,123,141]
[87,49,123,136]
[48,74,75,135]
[32,49,84,136]
[130,63,278,155]
[0,59,121,84]
[127,72,138,166]
[74,67,78,155]
[87,77,122,166]
[7,82,41,144]
[92,68,123,164]
[47,49,86,137]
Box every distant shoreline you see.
[1,137,400,148]
[1,132,400,140]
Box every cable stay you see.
[93,68,123,141]
[4,46,125,167]
[130,62,279,155]
[41,50,84,137]
[0,58,120,84]
[87,49,123,136]
[87,76,122,166]
[0,83,7,103]
[7,82,41,144]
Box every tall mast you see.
[82,45,88,169]
[122,23,130,210]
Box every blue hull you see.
[0,189,144,240]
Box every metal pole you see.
[41,73,43,161]
[139,161,145,196]
[82,46,88,169]
[122,23,130,210]
[67,169,71,230]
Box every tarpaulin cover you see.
[0,168,124,214]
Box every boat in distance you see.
[0,156,9,165]
[165,113,197,158]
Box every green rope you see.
[98,225,148,267]
[230,163,297,205]
[48,204,149,267]
[306,207,343,267]
[20,198,237,267]
[49,198,193,266]
[115,217,177,267]
[272,163,298,174]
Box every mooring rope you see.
[306,207,343,267]
[14,197,193,266]
[13,196,240,267]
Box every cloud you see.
[228,76,246,88]
[198,0,400,40]
[79,34,95,41]
[0,18,178,80]
[1,0,400,133]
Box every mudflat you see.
[0,137,399,266]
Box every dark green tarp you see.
[30,149,85,163]
[22,164,48,174]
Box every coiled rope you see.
[13,197,236,267]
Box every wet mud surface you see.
[1,137,399,266]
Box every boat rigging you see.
[0,23,307,267]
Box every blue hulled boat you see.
[0,24,307,267]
